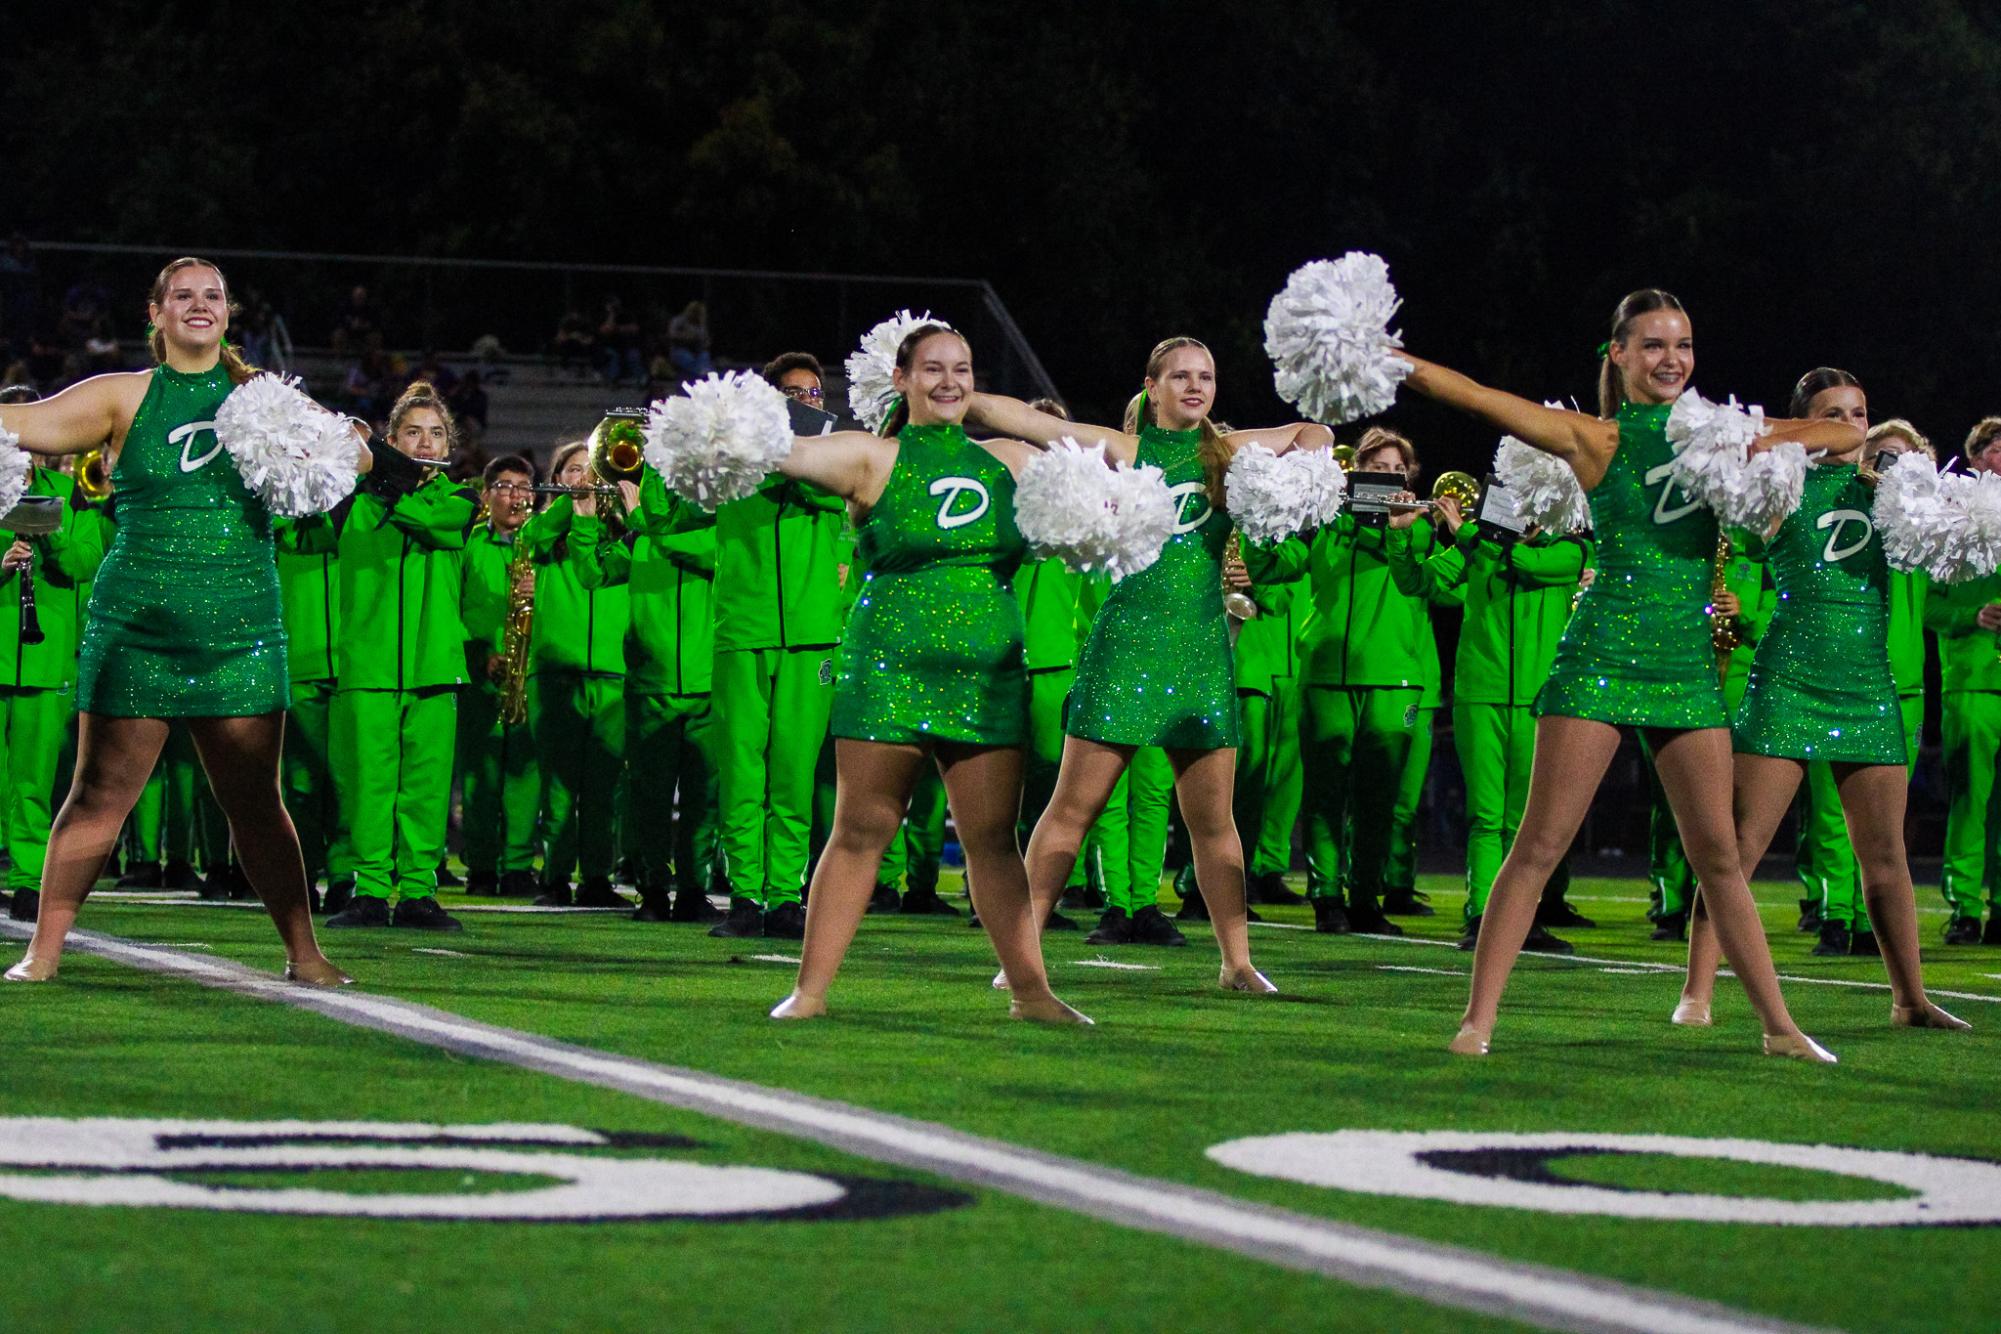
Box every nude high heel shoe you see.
[284,958,354,987]
[1891,1001,1971,1031]
[769,992,828,1020]
[1219,965,1278,994]
[1671,998,1713,1027]
[1009,995,1094,1025]
[1447,1026,1490,1056]
[3,956,57,983]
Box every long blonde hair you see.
[147,256,259,385]
[1129,335,1230,509]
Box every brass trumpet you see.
[75,448,112,501]
[1331,443,1357,471]
[1431,470,1481,511]
[589,410,646,484]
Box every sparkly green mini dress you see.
[77,364,289,717]
[832,423,1027,745]
[1067,424,1241,750]
[1534,400,1728,729]
[1733,464,1903,764]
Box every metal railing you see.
[26,241,1059,401]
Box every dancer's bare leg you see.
[188,713,345,983]
[1168,746,1268,989]
[1652,729,1830,1059]
[1452,716,1622,1053]
[6,714,168,980]
[1835,762,1969,1030]
[1024,737,1132,929]
[775,739,926,1016]
[937,742,1087,1023]
[1677,752,1800,1024]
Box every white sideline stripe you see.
[1246,924,2001,1005]
[1377,966,1463,977]
[0,923,1817,1334]
[747,954,802,965]
[1075,959,1162,972]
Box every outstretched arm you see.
[0,372,147,456]
[966,392,1137,465]
[1221,422,1335,456]
[776,431,898,510]
[1397,353,1616,487]
[1759,416,1864,456]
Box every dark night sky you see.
[7,1,2000,475]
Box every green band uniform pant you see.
[331,685,458,902]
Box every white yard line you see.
[0,921,1820,1334]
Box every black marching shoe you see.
[1521,923,1573,955]
[463,869,500,897]
[1456,914,1482,951]
[1536,901,1596,929]
[498,870,539,899]
[393,896,464,932]
[1849,928,1880,957]
[435,863,464,889]
[898,886,961,916]
[1059,883,1104,912]
[631,892,673,922]
[116,862,165,889]
[763,901,807,939]
[1944,915,1982,945]
[1044,909,1078,931]
[1312,897,1351,934]
[574,877,628,909]
[1085,908,1132,944]
[7,889,37,923]
[163,859,204,894]
[1250,871,1306,905]
[1985,915,2001,947]
[1796,899,1824,934]
[1129,904,1188,947]
[325,895,392,929]
[867,882,901,914]
[197,868,231,902]
[1649,911,1688,942]
[1344,899,1405,937]
[1811,920,1852,957]
[1175,882,1210,921]
[708,896,764,938]
[670,887,725,924]
[1382,889,1436,917]
[322,878,356,917]
[532,881,574,908]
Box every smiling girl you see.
[1396,289,1859,1058]
[0,257,358,985]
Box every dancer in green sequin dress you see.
[1678,370,1967,1031]
[757,324,1086,1024]
[0,257,351,987]
[1399,289,1858,1060]
[967,336,1331,993]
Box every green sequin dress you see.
[1534,400,1728,729]
[1733,464,1903,763]
[77,364,289,717]
[1067,424,1241,750]
[832,422,1027,745]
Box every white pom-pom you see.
[642,370,793,510]
[1225,444,1347,544]
[1871,451,1957,574]
[1936,470,2001,583]
[843,310,953,434]
[1014,438,1177,582]
[1665,388,1803,531]
[0,425,29,519]
[1494,406,1590,534]
[214,374,361,517]
[1263,252,1412,424]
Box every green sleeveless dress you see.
[77,364,289,717]
[831,422,1027,745]
[1534,400,1728,729]
[1733,464,1902,763]
[1067,424,1241,749]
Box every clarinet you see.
[16,547,42,646]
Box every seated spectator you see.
[450,369,490,437]
[413,348,459,397]
[597,295,643,385]
[667,300,713,380]
[341,347,390,423]
[58,273,110,351]
[552,309,594,377]
[236,288,289,371]
[331,284,382,355]
[83,317,123,375]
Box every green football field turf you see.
[5,872,1998,1333]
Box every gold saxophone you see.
[1710,532,1740,680]
[498,546,535,725]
